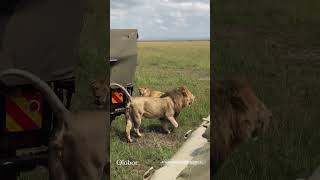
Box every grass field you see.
[110,41,210,180]
[214,0,320,179]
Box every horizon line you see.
[138,38,210,41]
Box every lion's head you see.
[179,86,195,107]
[212,79,272,173]
[91,80,108,108]
[161,86,195,113]
[138,87,150,96]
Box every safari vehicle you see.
[0,1,80,179]
[110,29,138,121]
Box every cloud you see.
[160,1,209,14]
[111,0,210,40]
[111,0,144,9]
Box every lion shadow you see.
[112,123,172,143]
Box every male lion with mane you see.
[110,83,195,143]
[212,79,272,174]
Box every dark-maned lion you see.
[160,86,195,118]
[111,83,195,143]
[212,79,272,174]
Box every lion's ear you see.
[230,96,248,112]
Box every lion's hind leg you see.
[132,112,143,138]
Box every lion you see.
[160,86,196,118]
[111,83,195,143]
[138,87,165,97]
[91,79,109,108]
[212,79,272,174]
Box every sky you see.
[111,0,210,40]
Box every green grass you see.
[214,0,320,179]
[110,41,210,180]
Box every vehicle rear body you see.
[0,80,75,176]
[110,29,138,121]
[0,0,80,177]
[0,85,51,174]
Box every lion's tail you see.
[0,69,68,118]
[110,82,132,102]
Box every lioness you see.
[111,83,195,143]
[212,79,272,174]
[138,87,164,97]
[0,69,108,180]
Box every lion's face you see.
[236,100,272,141]
[212,79,273,172]
[229,80,272,140]
[138,87,150,96]
[91,80,108,108]
[179,86,195,107]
